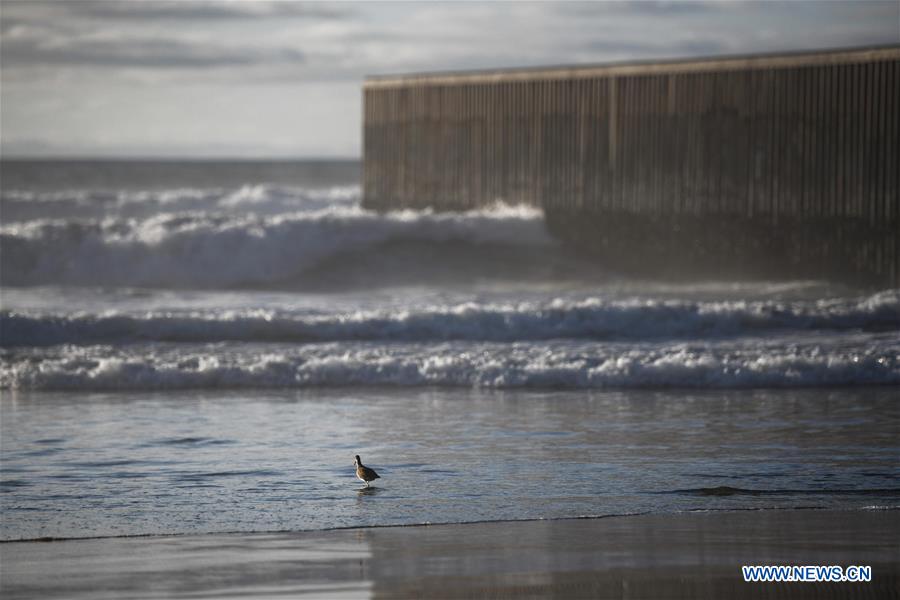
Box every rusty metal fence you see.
[363,47,900,284]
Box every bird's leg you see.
[365,480,370,488]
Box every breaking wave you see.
[0,184,359,222]
[2,335,898,390]
[2,291,898,347]
[4,181,898,392]
[1,200,555,288]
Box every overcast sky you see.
[1,0,897,159]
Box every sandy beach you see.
[3,509,898,599]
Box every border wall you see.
[362,46,900,285]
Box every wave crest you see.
[3,292,897,347]
[3,337,898,390]
[0,184,359,222]
[1,202,551,288]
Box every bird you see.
[353,455,380,488]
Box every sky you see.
[1,0,898,159]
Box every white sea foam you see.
[0,184,359,222]
[4,182,898,392]
[2,292,898,347]
[1,202,550,288]
[2,336,897,390]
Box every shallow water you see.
[2,387,897,540]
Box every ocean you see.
[1,159,898,542]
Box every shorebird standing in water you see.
[354,455,380,488]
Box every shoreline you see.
[1,505,896,545]
[3,508,898,599]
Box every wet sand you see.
[2,509,898,599]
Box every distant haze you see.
[1,0,897,159]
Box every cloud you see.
[2,33,304,70]
[3,0,345,22]
[0,2,313,74]
[3,0,897,81]
[582,37,728,59]
[563,1,732,18]
[77,0,346,21]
